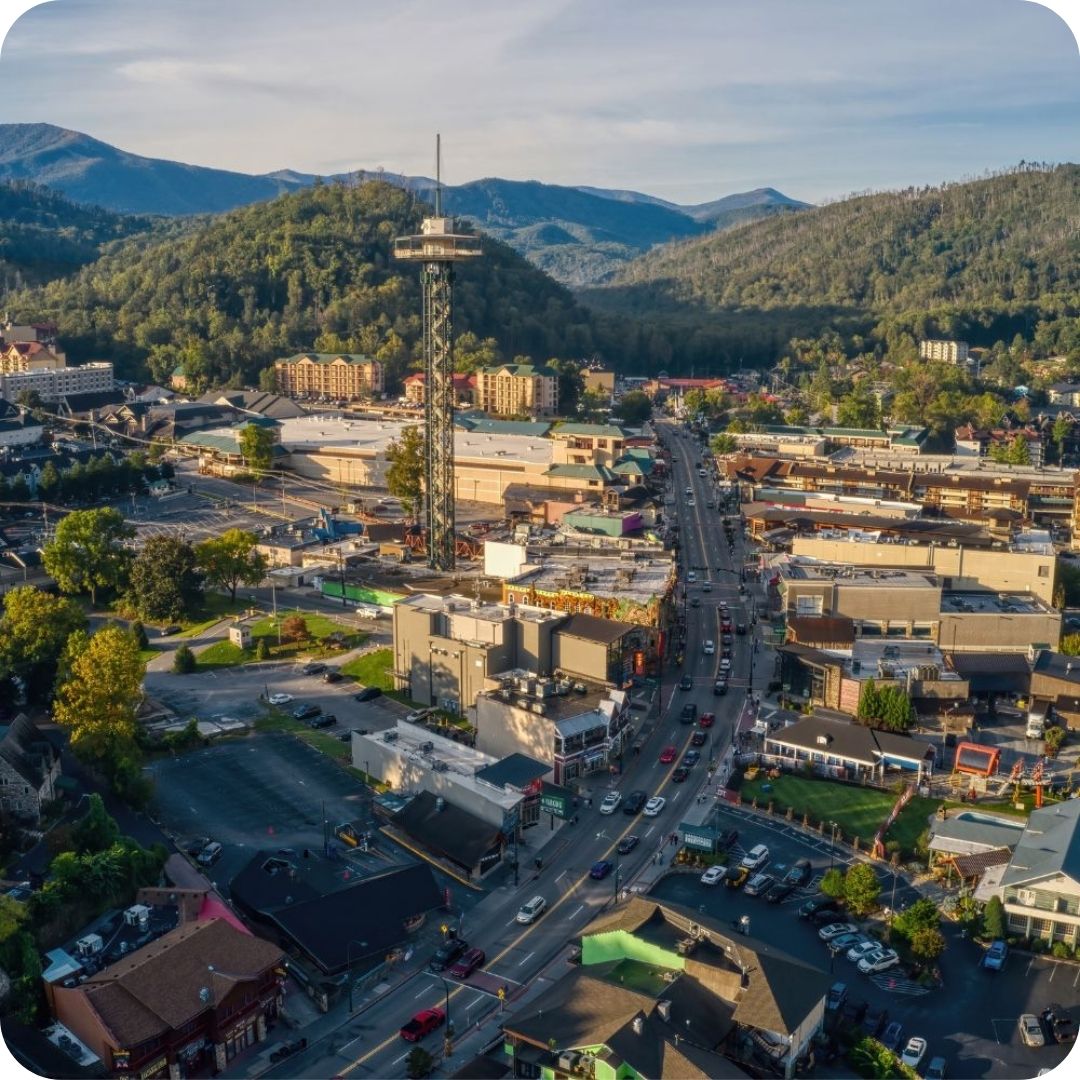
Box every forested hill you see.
[0,180,159,292]
[583,165,1080,356]
[7,181,647,388]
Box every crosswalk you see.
[871,972,930,997]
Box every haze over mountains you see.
[0,124,808,285]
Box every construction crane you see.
[394,135,482,570]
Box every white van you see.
[516,895,547,924]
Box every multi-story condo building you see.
[0,362,114,403]
[273,352,384,400]
[920,339,970,365]
[476,363,559,417]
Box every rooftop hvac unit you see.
[516,697,531,710]
[383,731,399,743]
[420,741,434,753]
[75,934,103,957]
[530,702,546,715]
[432,760,449,772]
[123,904,150,930]
[557,1052,581,1071]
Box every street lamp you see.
[828,821,839,872]
[346,938,369,1012]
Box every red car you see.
[659,745,678,764]
[400,1007,446,1042]
[448,947,486,979]
[699,712,715,728]
[721,621,733,634]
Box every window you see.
[1039,565,1051,578]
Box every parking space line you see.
[517,951,534,967]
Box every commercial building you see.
[0,401,43,448]
[402,371,475,405]
[1030,650,1080,729]
[0,339,66,371]
[0,361,114,403]
[582,369,615,401]
[49,918,285,1079]
[733,425,926,457]
[273,352,384,400]
[502,898,828,1079]
[997,799,1080,947]
[475,683,630,785]
[955,425,1045,467]
[475,363,558,417]
[920,339,970,365]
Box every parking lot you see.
[650,805,1080,1077]
[127,490,277,544]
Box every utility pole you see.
[394,136,482,571]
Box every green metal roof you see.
[478,363,558,378]
[545,463,618,481]
[553,423,630,438]
[455,415,552,436]
[278,352,376,365]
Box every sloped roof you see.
[766,712,935,767]
[545,463,618,482]
[392,790,502,869]
[278,352,376,365]
[553,423,630,438]
[1001,799,1080,889]
[559,612,635,644]
[0,713,57,788]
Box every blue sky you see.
[0,0,1077,204]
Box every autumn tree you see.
[0,586,86,705]
[281,614,309,643]
[44,508,134,605]
[196,529,268,602]
[386,425,425,521]
[127,536,204,622]
[910,927,947,962]
[53,625,145,800]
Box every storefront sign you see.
[681,825,717,852]
[539,782,572,819]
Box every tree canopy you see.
[386,425,425,521]
[196,529,268,602]
[127,536,204,622]
[43,508,134,605]
[0,586,86,706]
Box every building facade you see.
[273,352,384,400]
[920,339,970,365]
[0,362,114,404]
[476,363,559,417]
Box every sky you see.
[0,0,1077,205]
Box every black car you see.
[863,1004,888,1038]
[160,625,182,637]
[682,750,701,767]
[309,713,336,729]
[679,675,693,691]
[785,858,813,887]
[721,634,733,645]
[880,1021,904,1053]
[293,703,321,721]
[690,730,708,747]
[301,662,327,676]
[1041,1003,1078,1044]
[680,703,698,723]
[617,835,640,855]
[842,998,868,1026]
[799,895,838,920]
[671,767,690,783]
[354,686,382,702]
[713,680,728,696]
[811,907,844,926]
[623,790,648,815]
[736,623,748,635]
[765,881,795,903]
[826,982,847,1011]
[429,936,468,972]
[322,670,343,683]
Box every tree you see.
[819,867,845,899]
[982,895,1005,940]
[127,536,204,622]
[255,637,271,661]
[71,793,120,855]
[36,460,60,503]
[53,626,144,795]
[0,586,86,705]
[836,384,881,429]
[842,863,881,916]
[385,425,425,521]
[1052,415,1071,462]
[281,614,309,643]
[1060,633,1080,657]
[893,897,940,940]
[710,433,738,455]
[910,927,946,962]
[858,679,912,732]
[614,390,652,426]
[0,894,26,944]
[784,405,810,426]
[405,1046,434,1079]
[238,423,274,474]
[173,644,196,674]
[196,529,268,602]
[258,366,278,392]
[130,620,149,649]
[43,508,134,605]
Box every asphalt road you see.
[242,418,762,1079]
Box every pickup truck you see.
[399,1007,445,1042]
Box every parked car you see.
[617,835,639,855]
[744,873,775,897]
[160,625,182,637]
[1019,1014,1046,1048]
[736,623,747,635]
[701,865,726,886]
[858,948,900,974]
[185,835,212,857]
[719,658,731,672]
[399,1008,445,1042]
[983,939,1008,971]
[842,998,868,1026]
[880,1022,904,1053]
[827,933,866,956]
[301,662,327,676]
[690,730,707,747]
[863,1004,888,1038]
[644,796,666,817]
[818,922,858,941]
[354,686,382,702]
[699,712,715,727]
[309,714,336,728]
[268,692,294,706]
[900,1037,927,1070]
[1041,1003,1077,1044]
[590,860,614,880]
[599,791,622,815]
[847,940,882,964]
[785,858,813,886]
[741,844,770,871]
[322,670,343,683]
[659,745,677,764]
[718,828,738,849]
[811,907,845,926]
[765,881,795,904]
[429,937,468,972]
[724,866,749,888]
[799,895,837,920]
[448,947,486,979]
[671,767,690,783]
[826,982,847,1011]
[623,790,648,815]
[925,1056,947,1080]
[516,895,547,924]
[690,596,701,608]
[197,841,223,867]
[293,703,321,720]
[680,703,698,723]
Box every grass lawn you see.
[741,773,898,845]
[194,614,365,670]
[885,795,942,853]
[178,595,251,637]
[340,648,395,689]
[195,641,248,669]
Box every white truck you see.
[1026,701,1050,739]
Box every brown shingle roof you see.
[80,919,282,1046]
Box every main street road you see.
[252,418,758,1080]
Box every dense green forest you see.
[7,181,673,389]
[584,164,1080,363]
[0,181,160,293]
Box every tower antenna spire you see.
[435,133,442,217]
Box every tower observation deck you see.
[393,144,482,572]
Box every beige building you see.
[0,340,66,371]
[790,535,1057,605]
[920,339,969,365]
[0,361,114,403]
[274,352,384,400]
[476,363,558,417]
[582,369,615,400]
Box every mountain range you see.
[0,123,808,285]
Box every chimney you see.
[657,1000,672,1022]
[632,1017,644,1035]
